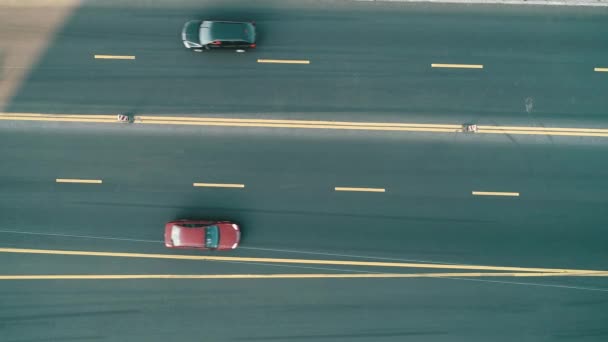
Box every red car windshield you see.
[205,225,219,248]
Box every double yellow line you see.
[2,272,607,280]
[0,248,607,280]
[138,116,461,133]
[1,248,605,275]
[106,116,608,138]
[476,125,608,138]
[2,113,608,138]
[0,113,117,123]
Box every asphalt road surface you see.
[5,0,608,126]
[1,1,608,341]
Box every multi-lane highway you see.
[1,0,608,341]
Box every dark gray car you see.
[181,20,256,52]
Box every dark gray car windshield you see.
[199,21,213,45]
[182,20,202,43]
[205,225,219,249]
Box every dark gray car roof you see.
[200,21,255,44]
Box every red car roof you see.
[170,225,205,248]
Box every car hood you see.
[218,223,240,249]
[182,20,202,43]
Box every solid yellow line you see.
[594,67,608,72]
[94,55,135,60]
[1,272,607,280]
[0,248,603,274]
[335,187,386,193]
[257,59,310,64]
[431,63,483,69]
[472,191,519,197]
[56,179,102,184]
[193,183,245,188]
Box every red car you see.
[164,220,240,250]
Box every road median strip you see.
[0,113,117,123]
[2,113,608,138]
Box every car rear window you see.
[205,225,219,249]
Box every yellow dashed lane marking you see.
[2,113,608,138]
[257,59,310,64]
[94,55,135,60]
[335,187,386,193]
[1,272,607,280]
[193,183,245,188]
[431,63,484,69]
[0,248,604,275]
[56,178,102,184]
[472,191,520,197]
[594,67,608,72]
